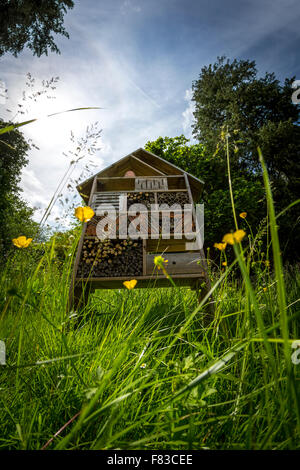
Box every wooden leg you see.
[68,283,93,312]
[192,279,215,325]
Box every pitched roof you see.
[77,147,204,202]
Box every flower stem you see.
[226,129,239,231]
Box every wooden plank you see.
[95,175,185,180]
[134,148,183,176]
[95,189,187,193]
[76,273,204,281]
[130,155,165,176]
[97,178,135,192]
[96,176,186,192]
[146,252,204,275]
[74,273,205,290]
[167,176,186,190]
[146,238,193,253]
[75,272,204,286]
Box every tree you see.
[145,136,265,260]
[191,56,300,261]
[0,121,39,258]
[192,57,299,159]
[0,0,74,57]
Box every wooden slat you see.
[92,191,122,211]
[95,189,187,193]
[76,273,204,281]
[74,273,205,289]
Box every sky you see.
[1,0,300,227]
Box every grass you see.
[0,149,299,450]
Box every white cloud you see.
[21,168,45,208]
[182,88,195,140]
[121,0,141,15]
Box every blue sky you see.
[1,0,300,225]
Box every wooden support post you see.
[184,173,215,322]
[71,284,94,311]
[191,279,214,325]
[68,176,97,313]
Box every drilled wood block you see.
[146,252,204,275]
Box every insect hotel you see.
[69,148,209,310]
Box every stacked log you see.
[77,237,143,278]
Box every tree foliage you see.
[0,122,39,258]
[191,56,300,261]
[0,0,74,57]
[192,57,299,157]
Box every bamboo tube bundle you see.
[77,237,143,277]
[157,192,190,206]
[127,192,155,210]
[156,212,184,235]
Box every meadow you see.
[0,150,299,450]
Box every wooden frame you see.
[69,150,211,315]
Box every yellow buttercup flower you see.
[154,256,168,270]
[263,287,267,292]
[75,206,95,222]
[214,242,227,251]
[12,236,33,248]
[222,261,227,266]
[222,229,246,245]
[239,212,247,219]
[154,255,170,278]
[123,279,137,290]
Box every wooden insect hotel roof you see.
[77,147,204,203]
